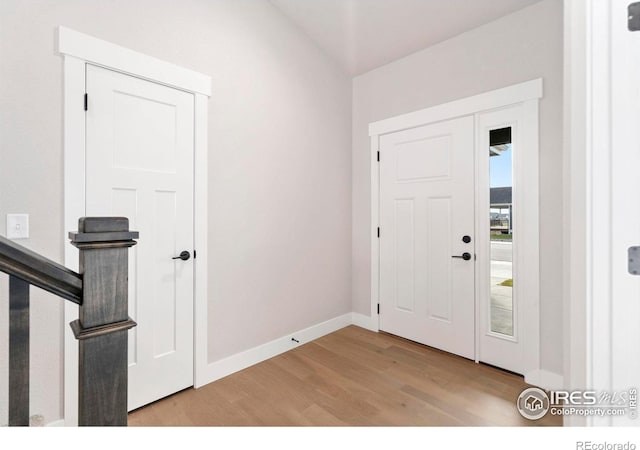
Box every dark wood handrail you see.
[0,235,82,304]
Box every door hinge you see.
[628,246,640,274]
[84,93,88,111]
[377,227,380,238]
[377,303,380,315]
[629,2,640,31]
[377,151,380,162]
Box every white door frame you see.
[564,0,640,427]
[57,26,211,425]
[369,79,542,381]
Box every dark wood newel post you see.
[68,217,138,426]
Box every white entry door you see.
[85,64,195,410]
[379,115,475,359]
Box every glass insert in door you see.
[489,127,513,336]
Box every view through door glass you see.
[489,127,513,336]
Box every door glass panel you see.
[489,127,513,336]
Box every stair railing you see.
[2,217,138,426]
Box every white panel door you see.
[85,64,194,410]
[379,116,475,359]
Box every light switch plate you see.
[7,214,29,239]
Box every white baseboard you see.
[197,313,353,388]
[351,312,378,331]
[45,419,65,427]
[525,369,564,391]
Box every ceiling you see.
[269,0,542,76]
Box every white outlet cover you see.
[7,214,29,239]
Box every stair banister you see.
[3,216,138,426]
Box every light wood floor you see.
[128,325,561,426]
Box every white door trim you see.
[369,79,542,380]
[368,79,542,137]
[564,0,638,427]
[58,26,211,425]
[58,27,211,96]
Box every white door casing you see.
[85,64,194,410]
[59,27,210,425]
[379,116,475,359]
[565,0,640,426]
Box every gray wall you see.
[0,0,352,424]
[351,0,563,376]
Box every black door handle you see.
[451,252,472,261]
[172,250,191,261]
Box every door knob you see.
[451,252,472,261]
[172,250,191,261]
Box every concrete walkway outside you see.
[490,241,512,336]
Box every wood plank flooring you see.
[128,325,561,426]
